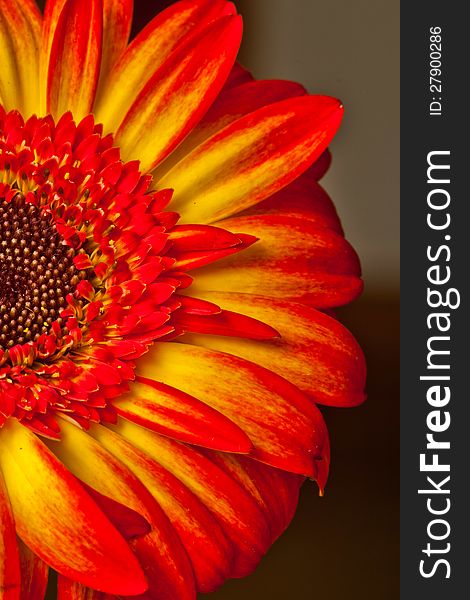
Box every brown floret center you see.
[0,193,80,349]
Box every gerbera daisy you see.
[0,0,366,598]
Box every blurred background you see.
[38,0,400,598]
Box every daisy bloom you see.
[0,0,366,598]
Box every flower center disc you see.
[0,193,80,349]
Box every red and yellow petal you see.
[0,420,147,596]
[115,15,242,171]
[159,95,343,224]
[137,342,328,478]
[99,0,133,90]
[18,541,49,600]
[47,0,103,120]
[57,576,113,599]
[112,376,252,452]
[89,423,235,593]
[241,173,343,233]
[0,468,20,600]
[0,0,41,116]
[48,418,196,600]
[189,214,362,308]
[41,0,66,110]
[94,0,236,134]
[106,419,273,578]
[203,451,304,541]
[152,78,307,180]
[181,292,366,407]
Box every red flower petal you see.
[203,451,304,542]
[107,419,273,579]
[99,0,133,88]
[173,307,279,340]
[182,292,366,407]
[190,213,362,307]
[153,78,306,180]
[18,540,49,600]
[242,173,343,233]
[138,343,329,478]
[95,0,235,132]
[47,0,103,120]
[49,418,196,600]
[113,376,252,452]
[0,468,20,599]
[90,424,236,592]
[160,95,343,224]
[115,15,243,171]
[0,420,147,595]
[57,576,112,599]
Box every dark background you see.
[37,0,400,598]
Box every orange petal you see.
[0,468,20,600]
[223,61,254,89]
[17,540,49,600]
[137,343,328,478]
[203,451,304,542]
[173,307,279,340]
[89,423,235,593]
[159,95,343,224]
[82,484,151,540]
[0,0,41,116]
[41,0,67,112]
[189,214,362,308]
[47,0,103,120]
[113,377,252,452]
[241,174,343,233]
[48,418,196,600]
[107,419,272,578]
[152,78,306,180]
[94,0,235,133]
[182,292,366,407]
[115,15,242,171]
[57,576,114,599]
[0,420,147,596]
[98,0,133,90]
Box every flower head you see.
[0,0,366,598]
